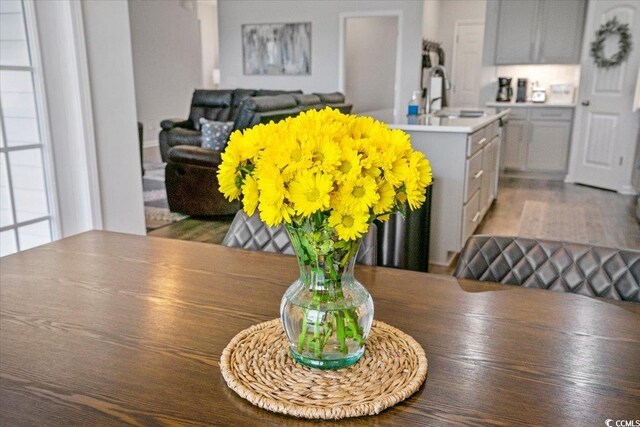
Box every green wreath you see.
[590,17,633,69]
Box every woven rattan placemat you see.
[220,319,428,420]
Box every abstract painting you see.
[242,23,311,75]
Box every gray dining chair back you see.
[453,235,640,302]
[222,211,378,266]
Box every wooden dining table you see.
[1,231,639,426]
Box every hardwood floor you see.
[148,217,233,244]
[148,177,640,274]
[477,177,640,250]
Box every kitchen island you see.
[371,109,509,266]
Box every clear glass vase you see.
[280,221,374,370]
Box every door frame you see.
[450,19,485,107]
[338,10,403,115]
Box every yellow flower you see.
[228,127,262,162]
[217,158,242,201]
[405,175,426,210]
[337,175,379,212]
[288,171,333,217]
[241,175,259,216]
[256,165,287,207]
[411,150,433,187]
[384,156,409,187]
[333,146,361,183]
[259,200,295,227]
[328,207,370,241]
[373,181,395,215]
[308,136,340,173]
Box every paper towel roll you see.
[430,76,442,110]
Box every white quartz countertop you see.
[370,109,509,133]
[486,101,576,108]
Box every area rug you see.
[143,163,187,231]
[518,200,609,246]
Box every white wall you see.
[217,0,423,109]
[198,1,219,88]
[345,16,397,113]
[82,0,146,235]
[128,0,202,145]
[422,0,441,40]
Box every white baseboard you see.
[618,184,638,196]
[143,139,159,149]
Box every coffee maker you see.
[496,77,513,102]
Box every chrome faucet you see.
[425,65,451,115]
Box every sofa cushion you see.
[160,118,192,130]
[189,90,233,130]
[233,94,300,130]
[168,145,223,168]
[293,94,325,112]
[230,89,257,120]
[200,118,234,151]
[313,92,346,104]
[165,126,202,147]
[255,89,303,97]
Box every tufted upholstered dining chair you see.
[453,235,640,302]
[222,211,378,266]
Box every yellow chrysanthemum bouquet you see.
[218,108,432,368]
[218,108,432,238]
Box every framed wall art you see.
[242,22,311,75]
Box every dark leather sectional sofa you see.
[160,89,352,216]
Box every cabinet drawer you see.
[464,149,483,203]
[530,108,573,121]
[462,190,481,246]
[467,127,487,157]
[486,120,500,139]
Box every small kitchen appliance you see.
[516,79,528,103]
[548,84,575,105]
[531,82,546,103]
[496,77,513,102]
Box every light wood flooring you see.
[477,177,640,250]
[149,177,640,273]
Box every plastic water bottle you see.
[407,91,421,116]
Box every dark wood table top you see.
[1,231,639,426]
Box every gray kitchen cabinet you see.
[498,107,573,175]
[481,137,499,215]
[537,0,586,64]
[502,120,527,170]
[495,0,538,65]
[526,120,572,172]
[495,0,586,65]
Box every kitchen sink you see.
[433,109,486,118]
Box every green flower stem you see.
[287,219,365,359]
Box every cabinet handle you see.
[472,212,480,223]
[477,137,487,146]
[581,100,590,106]
[474,170,484,179]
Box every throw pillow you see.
[200,118,234,151]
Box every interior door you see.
[344,16,398,115]
[450,21,485,108]
[570,0,640,193]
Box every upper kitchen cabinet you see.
[495,0,538,65]
[495,0,586,65]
